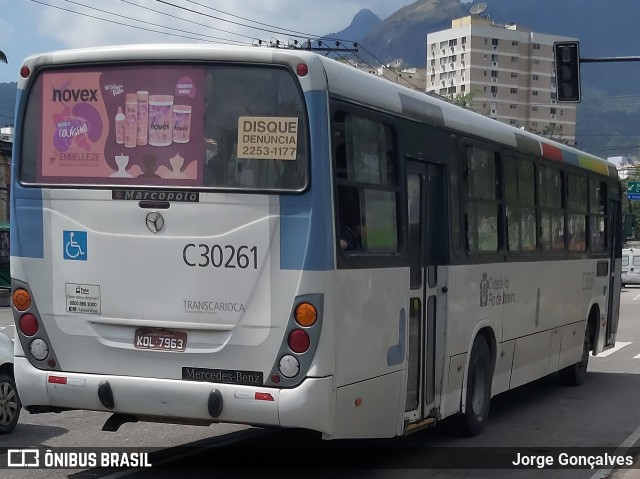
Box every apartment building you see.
[380,66,428,92]
[426,15,577,145]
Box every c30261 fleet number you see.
[182,244,258,269]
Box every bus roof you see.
[19,43,616,180]
[317,55,617,180]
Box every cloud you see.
[0,0,412,82]
[33,0,412,50]
[0,18,15,53]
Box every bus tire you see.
[559,321,590,387]
[461,335,492,436]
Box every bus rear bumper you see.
[14,357,335,434]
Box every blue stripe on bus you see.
[561,149,579,168]
[280,90,333,271]
[10,89,45,259]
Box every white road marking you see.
[633,294,640,301]
[590,423,640,479]
[594,342,632,358]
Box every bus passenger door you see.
[606,199,621,347]
[404,159,445,427]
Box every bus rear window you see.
[21,64,308,191]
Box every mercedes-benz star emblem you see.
[146,211,164,233]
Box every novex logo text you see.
[52,88,99,102]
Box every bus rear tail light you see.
[288,329,310,353]
[268,294,323,387]
[19,313,39,336]
[11,282,60,370]
[278,355,300,378]
[294,302,317,327]
[29,338,49,361]
[296,63,308,77]
[13,288,32,311]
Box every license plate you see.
[134,329,187,351]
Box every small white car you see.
[622,248,640,287]
[0,332,20,433]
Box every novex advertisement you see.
[40,66,205,186]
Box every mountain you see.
[358,0,466,66]
[333,0,640,159]
[325,9,381,43]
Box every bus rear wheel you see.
[462,335,492,436]
[559,322,590,387]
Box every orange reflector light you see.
[294,302,317,327]
[255,392,274,402]
[13,288,32,311]
[48,376,67,384]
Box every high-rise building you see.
[426,14,577,145]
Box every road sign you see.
[628,193,640,201]
[628,181,640,194]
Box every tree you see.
[0,51,6,64]
[448,90,479,109]
[530,124,570,145]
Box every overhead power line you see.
[181,0,345,41]
[154,0,336,41]
[25,1,424,95]
[117,0,255,42]
[28,0,253,45]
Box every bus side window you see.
[463,145,500,253]
[567,173,588,252]
[539,165,565,253]
[589,180,607,252]
[505,156,536,253]
[333,110,399,256]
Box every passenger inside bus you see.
[339,220,362,251]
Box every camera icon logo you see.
[7,449,40,468]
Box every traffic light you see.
[554,41,581,102]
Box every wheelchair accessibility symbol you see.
[63,231,87,261]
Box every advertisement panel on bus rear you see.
[40,66,206,186]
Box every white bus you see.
[11,44,622,439]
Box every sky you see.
[0,0,420,84]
